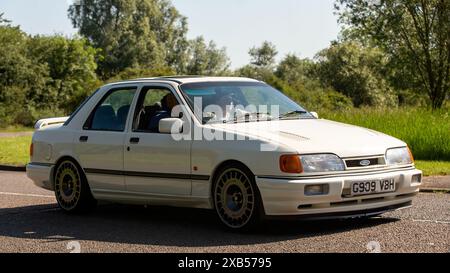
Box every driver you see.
[148,93,179,132]
[217,94,234,116]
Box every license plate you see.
[350,179,395,196]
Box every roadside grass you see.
[320,107,450,161]
[0,125,33,133]
[0,136,31,166]
[415,160,450,176]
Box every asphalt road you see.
[0,171,448,253]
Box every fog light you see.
[305,184,329,196]
[412,174,422,184]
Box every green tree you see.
[236,64,353,111]
[27,35,100,112]
[336,0,450,109]
[275,54,314,85]
[0,13,10,24]
[184,37,230,76]
[0,20,101,126]
[106,67,176,82]
[0,25,48,126]
[315,41,397,107]
[249,41,278,68]
[68,0,189,78]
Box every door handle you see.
[130,137,140,144]
[79,136,88,142]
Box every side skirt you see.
[91,189,213,209]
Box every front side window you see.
[180,81,312,124]
[132,86,180,133]
[84,87,137,131]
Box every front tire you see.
[213,163,263,231]
[54,159,97,213]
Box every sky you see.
[0,0,340,68]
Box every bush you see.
[315,42,398,107]
[106,67,176,83]
[235,65,354,112]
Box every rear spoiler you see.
[34,117,69,130]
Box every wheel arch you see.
[52,155,88,186]
[210,160,255,188]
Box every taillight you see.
[30,143,34,158]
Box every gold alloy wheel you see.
[54,161,82,211]
[214,168,255,229]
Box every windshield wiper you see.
[279,110,308,119]
[222,112,272,124]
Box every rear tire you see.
[213,163,264,231]
[54,159,97,213]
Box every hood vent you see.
[278,131,310,141]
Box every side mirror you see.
[159,118,183,134]
[310,112,319,119]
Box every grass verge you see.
[0,136,31,166]
[415,160,450,176]
[320,107,450,161]
[0,125,33,133]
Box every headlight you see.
[300,154,345,172]
[280,154,345,173]
[385,147,414,165]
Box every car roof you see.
[104,76,261,86]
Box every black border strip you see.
[84,168,210,181]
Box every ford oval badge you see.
[360,160,371,166]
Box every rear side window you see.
[63,89,100,126]
[84,87,137,131]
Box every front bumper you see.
[26,163,54,191]
[256,167,422,217]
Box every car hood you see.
[209,119,406,158]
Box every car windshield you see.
[179,81,313,124]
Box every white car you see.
[27,76,422,230]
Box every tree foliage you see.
[0,23,99,126]
[275,54,314,85]
[249,41,278,67]
[236,48,353,112]
[336,0,450,109]
[183,37,230,76]
[3,1,448,128]
[315,41,398,107]
[28,36,100,112]
[68,0,189,78]
[0,13,10,24]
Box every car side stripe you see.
[84,168,210,181]
[28,162,54,167]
